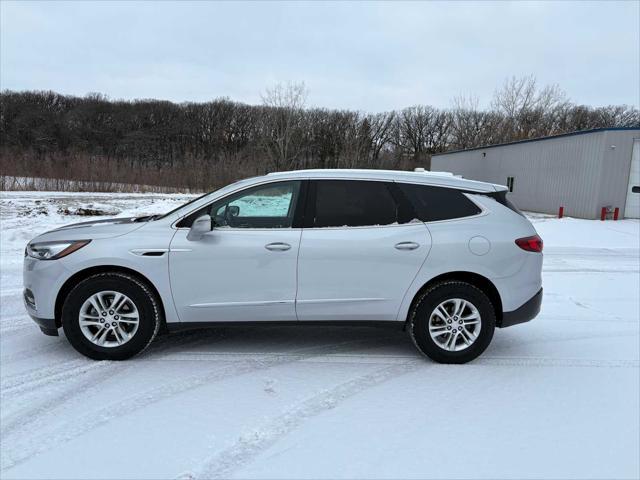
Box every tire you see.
[409,281,495,364]
[61,272,161,360]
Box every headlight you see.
[26,240,91,260]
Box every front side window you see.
[178,181,301,228]
[313,180,399,227]
[398,183,481,222]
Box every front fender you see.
[56,225,180,324]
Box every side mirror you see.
[187,214,212,241]
[227,205,240,217]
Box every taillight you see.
[515,235,543,253]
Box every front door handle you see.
[265,242,291,251]
[395,241,420,251]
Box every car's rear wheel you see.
[61,272,161,360]
[409,281,495,364]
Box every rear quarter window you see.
[487,190,524,216]
[398,183,482,222]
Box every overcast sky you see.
[1,1,638,111]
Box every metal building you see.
[431,128,640,219]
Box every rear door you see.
[296,179,431,321]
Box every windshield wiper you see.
[132,215,160,223]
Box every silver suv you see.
[23,169,543,363]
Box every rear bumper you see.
[498,288,542,328]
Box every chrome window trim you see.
[172,176,493,230]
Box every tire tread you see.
[62,271,161,360]
[408,280,495,363]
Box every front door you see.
[296,180,431,321]
[169,180,303,323]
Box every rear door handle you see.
[265,242,291,251]
[395,241,420,251]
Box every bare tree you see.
[393,106,450,170]
[450,95,502,149]
[261,81,308,170]
[492,75,566,117]
[366,111,396,165]
[1,84,637,192]
[491,75,569,140]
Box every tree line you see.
[1,76,638,191]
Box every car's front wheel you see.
[409,281,495,364]
[61,272,161,360]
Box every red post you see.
[558,206,564,218]
[601,207,607,221]
[614,207,619,221]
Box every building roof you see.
[432,127,640,157]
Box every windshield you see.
[155,192,211,220]
[155,177,260,221]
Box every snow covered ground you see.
[1,192,639,479]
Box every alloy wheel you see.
[79,290,140,347]
[428,298,481,352]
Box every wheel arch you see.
[406,271,503,327]
[54,265,167,329]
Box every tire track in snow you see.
[0,320,34,335]
[138,351,639,369]
[544,268,639,273]
[1,358,109,399]
[0,330,231,461]
[543,248,639,257]
[143,352,413,364]
[0,288,23,298]
[190,359,423,479]
[537,315,638,324]
[0,332,214,398]
[475,356,639,368]
[0,360,126,444]
[0,334,395,472]
[0,338,71,363]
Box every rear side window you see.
[398,183,481,222]
[313,180,398,227]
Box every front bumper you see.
[23,255,70,333]
[27,312,59,336]
[498,288,543,328]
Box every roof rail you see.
[413,168,462,178]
